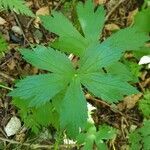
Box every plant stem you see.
[54,130,62,150]
[0,84,13,91]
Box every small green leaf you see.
[129,120,150,150]
[13,98,58,133]
[123,60,142,82]
[97,124,117,140]
[139,91,150,118]
[0,35,8,57]
[129,131,142,150]
[80,73,138,103]
[77,123,117,150]
[9,74,69,107]
[77,0,105,43]
[20,45,74,76]
[139,120,150,137]
[143,136,150,150]
[133,47,150,60]
[0,0,35,17]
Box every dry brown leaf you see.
[34,17,41,29]
[35,6,50,28]
[0,17,6,25]
[127,8,138,26]
[7,59,16,70]
[94,0,106,5]
[117,93,142,111]
[105,23,120,31]
[25,1,33,7]
[36,6,50,16]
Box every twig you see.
[85,93,127,117]
[12,12,30,45]
[0,71,15,82]
[0,137,78,149]
[26,18,35,29]
[105,0,126,21]
[53,0,65,11]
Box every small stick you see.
[12,12,30,45]
[105,0,126,21]
[53,0,65,11]
[85,93,127,117]
[0,137,78,149]
[0,71,15,82]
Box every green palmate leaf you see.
[133,47,150,60]
[134,8,150,32]
[53,77,87,137]
[40,12,87,56]
[79,27,148,73]
[41,0,106,56]
[20,45,74,76]
[77,0,105,43]
[79,44,123,73]
[9,0,149,139]
[139,91,150,118]
[9,74,69,107]
[51,36,87,56]
[102,27,149,52]
[80,73,138,103]
[0,0,34,17]
[40,11,83,40]
[106,62,134,81]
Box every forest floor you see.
[0,0,149,149]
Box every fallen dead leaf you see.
[0,17,6,25]
[127,8,138,26]
[94,0,106,5]
[25,1,33,7]
[36,6,50,16]
[7,59,16,70]
[105,23,120,31]
[117,93,142,111]
[34,6,50,28]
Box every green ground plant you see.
[139,91,150,119]
[0,34,8,58]
[0,0,34,17]
[129,120,150,150]
[77,123,117,150]
[9,0,149,144]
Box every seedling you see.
[9,0,149,138]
